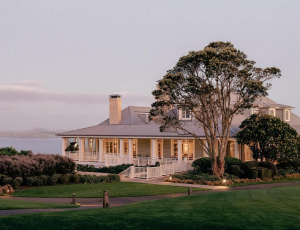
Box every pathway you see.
[1,181,300,216]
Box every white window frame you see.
[181,109,192,120]
[269,108,276,116]
[285,109,290,122]
[250,107,258,115]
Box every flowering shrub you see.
[0,154,76,178]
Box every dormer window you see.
[269,108,276,116]
[285,110,290,121]
[179,109,192,120]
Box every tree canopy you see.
[150,41,281,177]
[236,113,299,162]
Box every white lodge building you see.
[57,95,300,167]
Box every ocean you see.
[0,137,62,154]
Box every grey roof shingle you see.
[57,97,300,138]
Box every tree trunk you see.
[211,156,225,178]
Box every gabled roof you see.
[99,106,152,125]
[57,97,300,137]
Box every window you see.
[105,139,118,154]
[181,109,191,120]
[285,110,290,121]
[250,107,258,115]
[269,108,276,116]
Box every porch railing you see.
[65,151,79,161]
[121,162,187,179]
[83,152,99,162]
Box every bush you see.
[24,177,35,186]
[33,177,43,186]
[258,161,278,176]
[71,173,81,183]
[192,157,212,173]
[107,174,120,183]
[0,154,76,179]
[77,164,132,174]
[2,177,13,186]
[40,175,49,185]
[48,174,61,185]
[277,160,300,174]
[278,168,296,176]
[250,169,258,179]
[228,165,241,177]
[61,174,71,184]
[225,157,242,171]
[241,161,259,178]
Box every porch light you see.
[7,190,9,193]
[222,179,226,183]
[169,176,172,180]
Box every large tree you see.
[150,41,281,177]
[236,113,299,162]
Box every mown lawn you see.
[2,185,300,230]
[13,182,206,198]
[229,177,300,187]
[0,198,79,210]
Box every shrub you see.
[24,177,35,186]
[12,178,21,189]
[250,169,258,179]
[71,174,81,183]
[2,177,13,186]
[241,161,259,178]
[48,174,61,185]
[33,177,43,186]
[107,174,120,183]
[192,158,212,173]
[61,174,71,184]
[77,164,132,174]
[225,157,242,170]
[228,165,241,177]
[258,161,278,176]
[0,154,76,179]
[278,168,296,176]
[40,175,49,185]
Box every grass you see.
[229,177,300,187]
[13,182,206,198]
[1,185,300,229]
[0,198,79,210]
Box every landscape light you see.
[223,179,226,183]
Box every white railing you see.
[83,152,99,162]
[65,151,79,161]
[121,162,187,179]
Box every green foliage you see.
[237,113,299,162]
[2,176,13,186]
[48,174,61,185]
[249,169,258,179]
[24,177,35,186]
[12,177,23,189]
[40,175,49,185]
[150,41,281,176]
[65,142,79,152]
[77,164,132,174]
[0,154,76,178]
[61,174,71,184]
[225,157,242,169]
[79,174,120,184]
[192,157,212,173]
[0,147,32,156]
[228,165,241,177]
[258,161,278,176]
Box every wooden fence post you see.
[71,193,76,204]
[103,190,110,208]
[188,188,192,195]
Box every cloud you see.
[0,81,154,105]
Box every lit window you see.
[250,108,257,115]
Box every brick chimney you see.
[109,94,122,124]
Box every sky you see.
[0,0,299,131]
